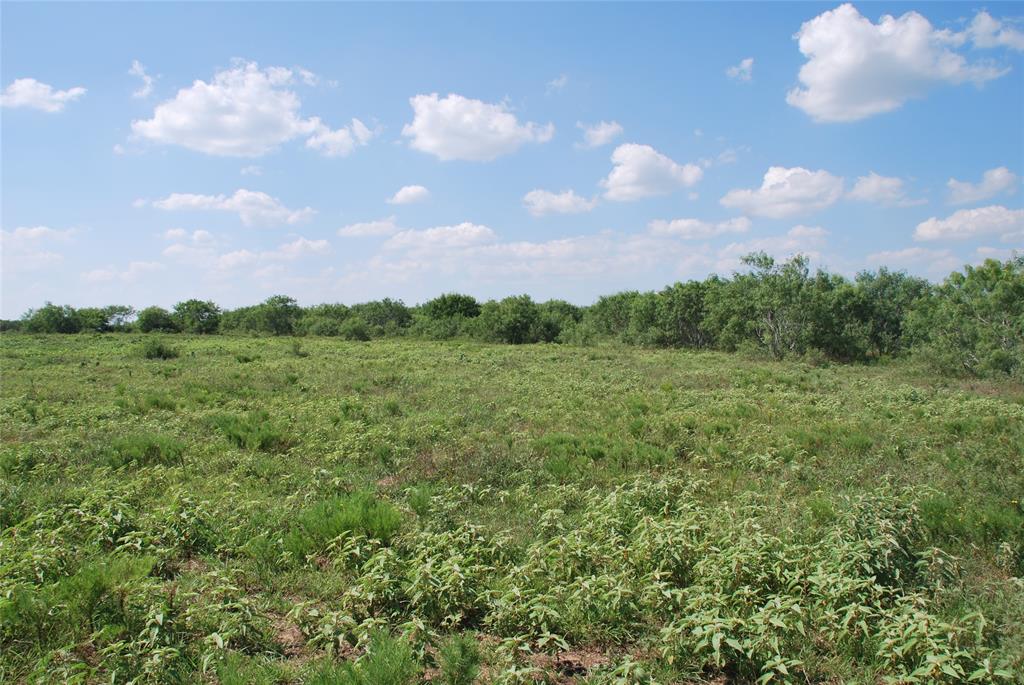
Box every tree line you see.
[4,253,1022,380]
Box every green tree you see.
[477,295,542,344]
[172,299,221,334]
[421,293,481,320]
[256,295,302,336]
[137,306,179,333]
[22,303,82,333]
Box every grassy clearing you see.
[1,334,1022,683]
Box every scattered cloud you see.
[726,57,754,82]
[576,120,623,149]
[401,93,554,161]
[387,185,431,205]
[721,166,844,218]
[522,189,598,216]
[240,165,263,176]
[914,205,1024,241]
[648,216,751,239]
[866,246,961,274]
[383,222,497,251]
[83,261,164,284]
[1,78,86,112]
[129,60,154,98]
[963,11,1024,51]
[304,117,375,157]
[150,189,315,227]
[601,143,702,201]
[338,217,400,237]
[131,60,372,157]
[947,166,1018,205]
[546,74,569,93]
[787,4,1009,122]
[847,172,923,207]
[716,225,829,271]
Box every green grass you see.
[1,334,1022,683]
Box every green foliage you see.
[306,632,418,685]
[438,633,481,685]
[210,410,291,452]
[22,302,83,333]
[141,337,179,359]
[137,305,179,333]
[106,433,185,468]
[340,315,372,341]
[907,257,1024,380]
[173,299,221,334]
[422,293,481,320]
[477,294,542,344]
[284,492,403,559]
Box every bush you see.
[22,303,82,334]
[339,316,371,341]
[106,433,185,468]
[306,632,418,685]
[438,634,481,685]
[476,295,541,344]
[210,411,291,452]
[137,306,179,333]
[141,338,179,360]
[284,492,403,559]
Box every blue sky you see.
[2,2,1022,317]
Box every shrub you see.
[340,316,372,341]
[284,492,403,559]
[172,299,221,334]
[210,411,291,452]
[439,634,481,685]
[141,338,179,360]
[106,433,185,468]
[137,306,179,333]
[306,632,418,685]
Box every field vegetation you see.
[1,254,1022,683]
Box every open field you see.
[2,334,1022,683]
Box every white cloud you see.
[1,78,86,112]
[129,60,154,98]
[240,165,263,176]
[847,172,923,207]
[83,261,164,284]
[600,143,702,201]
[383,222,497,251]
[866,246,961,274]
[216,250,259,270]
[1,226,74,275]
[131,61,372,157]
[947,167,1018,205]
[726,57,754,82]
[522,189,598,217]
[716,225,829,271]
[271,237,330,260]
[546,74,569,93]
[151,189,315,227]
[648,216,751,239]
[721,166,844,218]
[965,11,1024,51]
[387,185,431,205]
[786,4,1008,122]
[401,93,554,161]
[304,117,375,157]
[914,205,1024,241]
[338,217,400,237]
[576,120,623,148]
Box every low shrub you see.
[210,411,290,452]
[284,492,403,560]
[105,433,185,468]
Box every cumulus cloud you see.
[129,60,154,98]
[131,61,372,157]
[387,185,431,205]
[716,225,829,271]
[786,4,1009,122]
[522,189,598,217]
[401,93,554,161]
[576,120,623,148]
[964,11,1024,51]
[1,78,86,112]
[305,117,375,157]
[338,217,400,237]
[601,143,702,201]
[726,57,754,82]
[384,223,497,251]
[947,167,1018,205]
[150,189,315,227]
[648,216,752,239]
[721,166,844,218]
[83,261,164,284]
[865,246,961,274]
[847,172,923,207]
[914,205,1024,241]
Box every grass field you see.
[2,334,1022,683]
